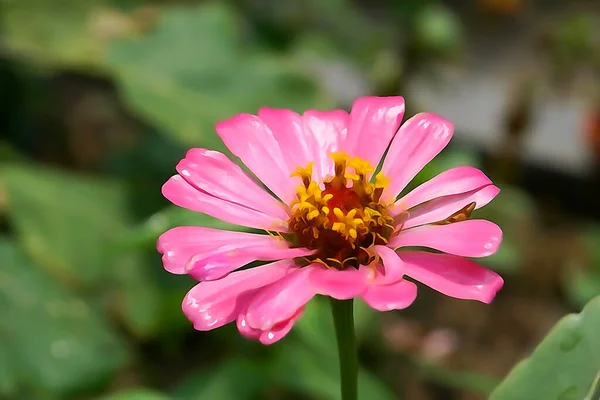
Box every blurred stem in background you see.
[330,298,358,400]
[494,71,535,185]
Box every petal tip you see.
[480,274,505,304]
[215,113,258,133]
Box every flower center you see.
[286,153,396,269]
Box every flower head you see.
[158,96,503,345]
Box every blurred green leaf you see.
[1,164,129,286]
[490,296,600,400]
[473,185,535,273]
[172,358,267,400]
[563,225,600,308]
[278,297,392,400]
[0,345,17,397]
[122,205,248,250]
[293,298,337,361]
[583,225,600,270]
[294,297,378,360]
[112,253,163,338]
[101,388,169,400]
[405,145,482,194]
[0,142,27,163]
[417,361,500,396]
[555,14,594,56]
[414,5,463,55]
[272,342,396,400]
[105,3,330,148]
[564,270,600,310]
[0,238,129,394]
[0,0,106,66]
[0,164,162,337]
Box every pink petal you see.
[236,313,261,340]
[237,307,304,345]
[373,245,405,284]
[158,226,276,275]
[188,244,313,281]
[381,113,454,202]
[182,260,296,331]
[399,251,504,303]
[343,96,405,170]
[162,175,287,231]
[216,114,298,204]
[362,280,418,311]
[400,185,501,229]
[303,110,348,180]
[389,220,502,257]
[176,148,288,221]
[395,166,495,211]
[245,267,316,330]
[308,264,369,299]
[258,108,313,178]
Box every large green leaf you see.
[105,3,331,147]
[0,164,162,337]
[490,296,600,400]
[0,239,129,394]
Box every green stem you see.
[329,298,358,400]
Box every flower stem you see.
[329,298,358,400]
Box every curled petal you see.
[187,246,313,281]
[362,280,418,311]
[176,148,288,221]
[237,307,304,345]
[397,166,494,210]
[381,113,454,202]
[389,220,503,257]
[182,260,296,331]
[399,185,500,229]
[236,313,261,340]
[162,175,287,230]
[343,96,405,169]
[308,264,369,299]
[374,245,405,284]
[245,267,316,330]
[216,114,298,203]
[400,251,504,304]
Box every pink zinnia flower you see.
[158,96,503,345]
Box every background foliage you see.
[1,0,600,399]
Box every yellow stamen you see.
[291,162,314,187]
[287,153,397,270]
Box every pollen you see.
[287,152,395,269]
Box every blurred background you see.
[1,0,600,399]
